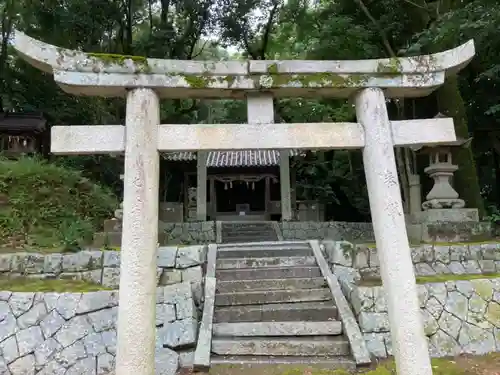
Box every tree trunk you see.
[435,75,485,216]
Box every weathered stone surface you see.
[0,335,19,364]
[0,314,17,342]
[176,246,205,269]
[158,247,178,268]
[345,274,500,359]
[9,293,35,317]
[163,318,198,349]
[66,357,97,375]
[159,270,182,286]
[161,222,215,245]
[44,254,63,274]
[11,254,45,275]
[17,302,47,329]
[280,221,375,242]
[76,291,117,314]
[8,354,35,375]
[178,350,194,368]
[55,316,93,348]
[101,268,120,288]
[102,251,120,268]
[182,266,203,284]
[358,312,389,333]
[175,298,197,320]
[363,333,387,358]
[87,307,117,333]
[55,293,81,320]
[155,347,179,375]
[97,353,114,375]
[40,309,65,339]
[164,282,193,304]
[0,284,198,374]
[34,338,62,367]
[62,251,103,272]
[16,325,44,356]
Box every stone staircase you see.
[220,222,279,244]
[209,240,356,370]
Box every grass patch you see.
[207,354,500,375]
[0,276,111,293]
[0,156,117,252]
[359,240,499,248]
[358,273,500,287]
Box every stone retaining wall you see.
[157,220,492,244]
[0,282,200,374]
[323,240,500,358]
[161,222,215,245]
[280,221,375,242]
[328,242,500,279]
[346,279,500,358]
[0,245,206,294]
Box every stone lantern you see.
[417,137,478,222]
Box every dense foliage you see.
[0,157,117,250]
[1,0,499,221]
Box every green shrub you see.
[0,156,118,251]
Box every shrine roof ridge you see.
[12,31,475,99]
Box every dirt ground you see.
[178,354,500,375]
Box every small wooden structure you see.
[0,112,48,157]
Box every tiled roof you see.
[162,150,300,167]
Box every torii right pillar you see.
[356,88,432,375]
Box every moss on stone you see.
[418,273,500,284]
[88,52,151,73]
[360,273,500,286]
[210,357,474,374]
[486,301,500,326]
[360,240,499,248]
[267,63,279,75]
[262,72,369,88]
[471,279,494,300]
[182,74,216,88]
[376,57,403,75]
[221,75,236,87]
[0,276,111,293]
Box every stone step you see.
[209,356,356,372]
[216,277,326,293]
[215,288,331,306]
[211,336,351,356]
[213,321,342,337]
[217,247,312,259]
[222,228,276,233]
[216,266,322,281]
[216,256,317,269]
[214,301,338,323]
[218,241,309,248]
[222,236,277,241]
[222,236,274,245]
[221,223,274,229]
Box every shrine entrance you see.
[214,176,266,220]
[12,29,475,375]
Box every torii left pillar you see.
[115,88,160,375]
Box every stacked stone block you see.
[0,245,206,293]
[322,240,500,359]
[0,245,207,374]
[0,288,185,374]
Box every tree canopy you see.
[1,0,499,221]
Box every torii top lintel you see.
[12,31,475,99]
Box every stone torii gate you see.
[12,31,474,375]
